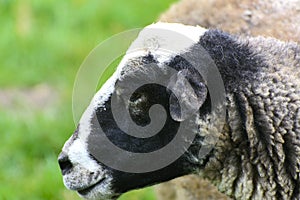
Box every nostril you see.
[58,153,73,175]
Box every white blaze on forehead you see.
[144,22,206,44]
[125,22,207,63]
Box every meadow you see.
[0,0,177,199]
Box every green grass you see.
[0,0,177,199]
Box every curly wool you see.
[156,1,300,199]
[156,32,300,200]
[206,36,300,199]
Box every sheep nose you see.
[58,152,73,175]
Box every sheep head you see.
[57,17,300,199]
[57,23,226,200]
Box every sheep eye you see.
[129,93,147,109]
[130,93,143,102]
[128,93,150,126]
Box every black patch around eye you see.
[129,92,143,101]
[95,84,180,154]
[128,96,150,126]
[128,85,162,126]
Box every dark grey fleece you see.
[195,30,300,200]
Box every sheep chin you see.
[77,177,116,200]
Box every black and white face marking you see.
[58,22,208,200]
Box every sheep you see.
[58,22,300,200]
[159,0,300,43]
[156,1,300,199]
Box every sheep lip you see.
[77,178,106,196]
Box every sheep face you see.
[58,23,214,200]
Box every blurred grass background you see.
[0,0,177,199]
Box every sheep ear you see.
[167,69,207,122]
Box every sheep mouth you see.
[77,177,106,196]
